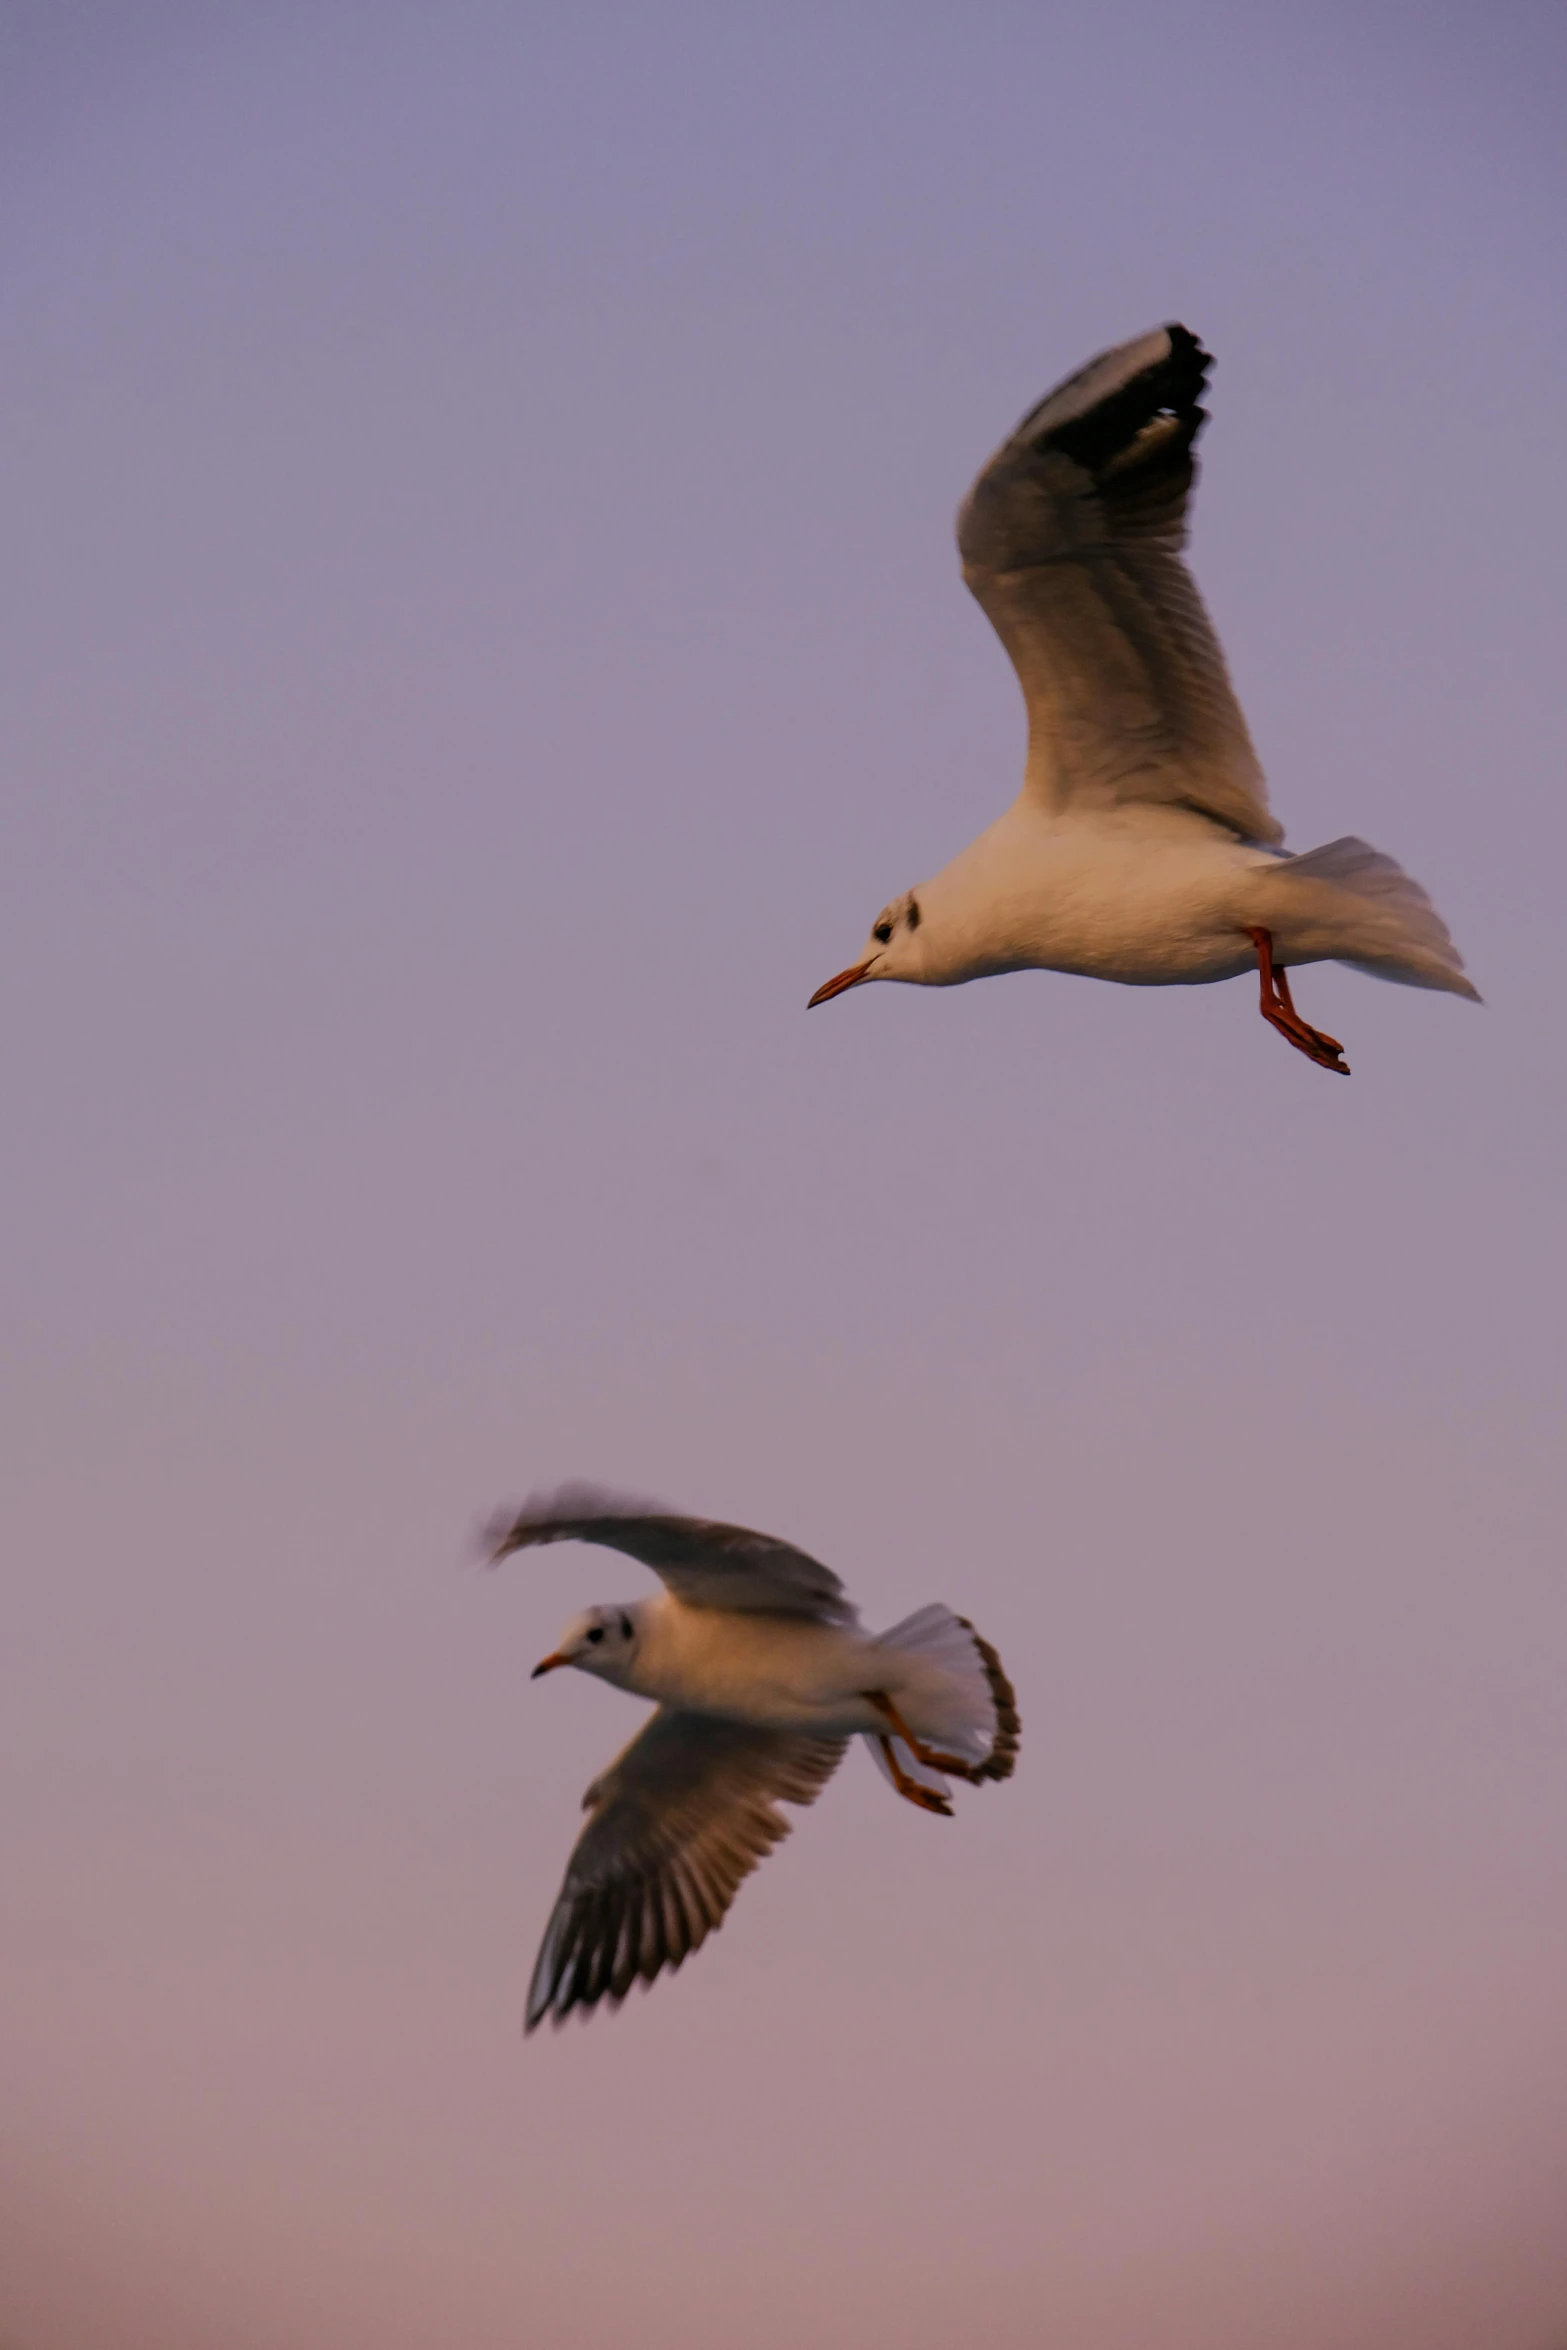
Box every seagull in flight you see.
[809,324,1477,1073]
[488,1486,1019,2031]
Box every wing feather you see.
[490,1485,858,1625]
[525,1710,847,2030]
[957,323,1282,845]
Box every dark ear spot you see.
[619,1612,633,1640]
[906,897,921,930]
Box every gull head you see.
[808,888,928,1006]
[532,1603,642,1686]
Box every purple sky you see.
[4,7,1566,2345]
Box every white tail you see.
[1259,836,1479,999]
[861,1604,1020,1803]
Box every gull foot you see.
[864,1691,983,1785]
[876,1734,953,1816]
[1262,1004,1350,1075]
[1247,927,1351,1076]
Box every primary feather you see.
[958,322,1279,844]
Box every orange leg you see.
[1246,928,1350,1075]
[876,1735,953,1816]
[863,1690,981,1784]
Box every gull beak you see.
[808,959,875,1008]
[531,1652,569,1679]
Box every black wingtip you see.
[1164,320,1209,368]
[1161,321,1213,406]
[1037,322,1212,480]
[483,1506,529,1566]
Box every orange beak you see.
[530,1652,569,1679]
[808,959,875,1008]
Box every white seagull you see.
[488,1486,1019,2030]
[809,323,1478,1073]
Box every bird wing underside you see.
[957,323,1282,846]
[490,1484,860,1625]
[526,1710,847,2028]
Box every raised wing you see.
[957,324,1282,845]
[489,1484,859,1625]
[526,1709,846,2028]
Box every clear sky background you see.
[3,6,1565,2345]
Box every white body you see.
[612,1589,992,1759]
[887,799,1472,995]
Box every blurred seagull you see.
[488,1486,1019,2031]
[809,323,1477,1073]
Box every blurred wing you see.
[526,1709,847,2029]
[957,323,1282,845]
[490,1484,859,1624]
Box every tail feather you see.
[957,1618,1021,1784]
[867,1603,1020,1785]
[1261,836,1480,999]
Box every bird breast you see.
[630,1600,877,1729]
[926,799,1275,986]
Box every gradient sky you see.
[3,7,1566,2346]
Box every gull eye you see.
[586,1626,604,1644]
[872,921,893,944]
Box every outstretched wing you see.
[489,1484,859,1625]
[957,323,1282,845]
[526,1709,847,2029]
